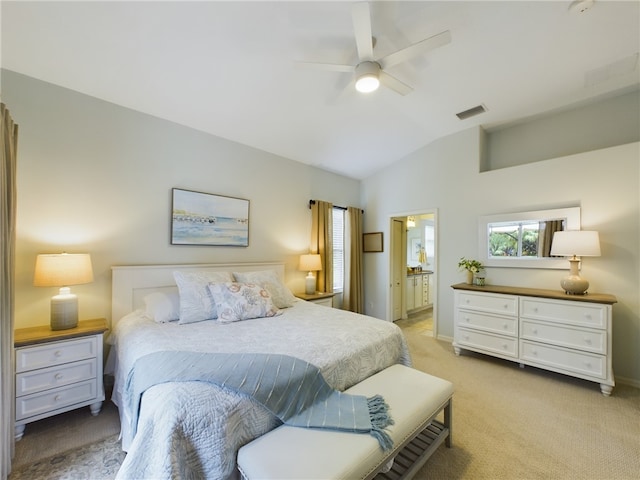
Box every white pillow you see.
[232,270,296,308]
[173,270,234,324]
[208,282,281,323]
[143,291,180,323]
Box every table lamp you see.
[550,231,600,295]
[299,254,322,295]
[34,253,94,330]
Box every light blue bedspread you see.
[125,351,394,450]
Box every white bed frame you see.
[111,262,285,327]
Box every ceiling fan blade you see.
[379,71,413,96]
[295,62,353,73]
[379,30,451,69]
[352,2,374,61]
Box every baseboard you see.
[615,375,640,390]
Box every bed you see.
[108,262,411,480]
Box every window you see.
[332,207,344,292]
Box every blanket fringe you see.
[367,395,394,451]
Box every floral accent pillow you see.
[233,270,296,308]
[207,282,282,323]
[173,270,234,324]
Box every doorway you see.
[389,211,437,337]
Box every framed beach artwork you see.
[171,188,249,246]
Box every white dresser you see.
[14,319,108,440]
[452,284,616,396]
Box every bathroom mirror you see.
[478,207,580,269]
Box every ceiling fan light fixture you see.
[355,61,381,93]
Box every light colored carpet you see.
[9,324,640,479]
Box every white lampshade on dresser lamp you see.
[33,253,94,330]
[550,231,601,295]
[299,254,322,295]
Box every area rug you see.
[9,434,124,480]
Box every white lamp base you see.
[50,287,79,330]
[561,257,589,295]
[305,272,316,295]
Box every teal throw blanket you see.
[124,351,394,450]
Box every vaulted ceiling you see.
[2,1,639,179]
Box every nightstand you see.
[14,318,108,441]
[295,292,335,307]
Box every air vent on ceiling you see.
[456,104,487,120]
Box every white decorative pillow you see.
[232,270,296,308]
[143,291,180,323]
[207,282,281,323]
[173,270,234,324]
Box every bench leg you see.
[444,399,452,448]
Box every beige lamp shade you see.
[299,254,322,272]
[550,231,600,295]
[34,253,94,330]
[299,254,322,295]
[550,231,601,257]
[34,253,94,286]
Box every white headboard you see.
[111,262,285,327]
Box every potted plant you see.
[458,257,483,284]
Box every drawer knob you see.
[532,329,538,335]
[54,350,62,358]
[584,338,592,344]
[503,304,508,309]
[55,373,63,380]
[502,344,508,349]
[532,350,538,356]
[54,395,61,402]
[465,317,470,322]
[503,323,508,329]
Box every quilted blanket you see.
[125,351,394,450]
[112,299,410,479]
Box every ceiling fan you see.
[296,2,451,96]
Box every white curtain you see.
[1,103,18,478]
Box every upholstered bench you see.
[237,364,454,480]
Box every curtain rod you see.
[309,200,363,213]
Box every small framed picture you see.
[171,188,249,246]
[363,232,383,253]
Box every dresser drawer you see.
[520,297,607,329]
[16,379,98,421]
[520,340,606,380]
[16,359,97,397]
[16,337,98,373]
[458,310,517,336]
[458,292,518,316]
[457,327,518,358]
[520,320,606,354]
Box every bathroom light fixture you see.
[34,253,94,330]
[299,254,322,294]
[550,231,600,295]
[407,216,416,228]
[355,61,380,93]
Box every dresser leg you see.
[14,424,25,441]
[90,401,103,416]
[600,384,613,397]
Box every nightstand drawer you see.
[16,337,98,373]
[16,359,97,397]
[16,379,98,420]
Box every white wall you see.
[3,70,361,328]
[361,127,640,386]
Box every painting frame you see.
[171,188,249,247]
[363,232,383,253]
